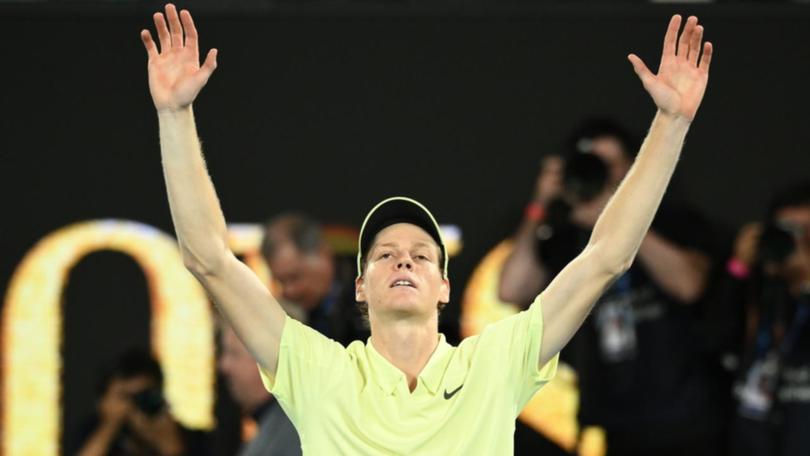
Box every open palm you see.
[628,15,713,121]
[140,4,217,112]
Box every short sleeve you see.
[474,297,558,413]
[258,315,351,424]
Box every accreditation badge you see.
[737,351,780,421]
[595,296,637,363]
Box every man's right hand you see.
[98,379,134,427]
[141,4,218,112]
[733,223,763,269]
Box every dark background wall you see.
[1,3,809,453]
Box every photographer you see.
[499,119,725,455]
[725,181,810,456]
[71,350,204,456]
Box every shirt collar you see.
[418,334,452,395]
[365,334,452,396]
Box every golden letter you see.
[2,220,214,456]
[461,241,605,456]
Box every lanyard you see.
[754,293,810,360]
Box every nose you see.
[397,258,413,270]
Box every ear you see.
[355,275,366,303]
[439,277,451,304]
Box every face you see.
[267,243,334,311]
[773,205,810,286]
[356,223,450,321]
[589,135,632,186]
[217,326,270,414]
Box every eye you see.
[378,252,392,260]
[416,254,430,261]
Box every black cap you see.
[357,196,448,278]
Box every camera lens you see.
[563,153,608,203]
[132,388,165,416]
[758,223,795,265]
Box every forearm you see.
[76,421,120,456]
[637,230,710,303]
[588,111,690,270]
[158,107,229,273]
[499,218,548,304]
[158,108,287,371]
[146,417,185,456]
[141,5,285,373]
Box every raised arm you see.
[141,4,286,373]
[498,156,564,304]
[538,15,713,365]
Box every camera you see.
[758,222,796,267]
[562,152,609,205]
[533,153,608,272]
[132,388,166,416]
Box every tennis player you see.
[141,6,712,453]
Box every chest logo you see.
[443,384,463,400]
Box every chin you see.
[379,298,435,318]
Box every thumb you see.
[627,53,655,88]
[195,48,218,86]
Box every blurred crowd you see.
[498,118,810,456]
[69,118,809,456]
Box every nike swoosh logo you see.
[443,384,463,400]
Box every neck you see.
[369,313,439,392]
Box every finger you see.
[194,48,218,86]
[180,9,198,53]
[688,25,703,65]
[165,4,184,48]
[628,54,655,89]
[543,155,564,172]
[698,42,713,72]
[662,14,681,58]
[677,16,697,59]
[154,12,171,52]
[140,30,159,59]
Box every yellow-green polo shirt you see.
[259,299,558,455]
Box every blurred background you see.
[2,0,810,455]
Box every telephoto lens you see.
[132,388,166,416]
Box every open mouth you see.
[390,279,416,288]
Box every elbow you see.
[615,257,634,276]
[588,246,634,278]
[497,261,541,305]
[496,258,520,304]
[181,242,230,278]
[669,276,708,304]
[675,288,703,305]
[497,285,520,305]
[604,259,633,280]
[183,257,209,278]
